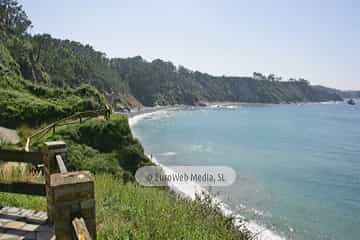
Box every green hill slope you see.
[111,56,342,105]
[0,41,107,128]
[1,0,343,112]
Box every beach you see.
[127,107,285,240]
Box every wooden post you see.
[25,138,30,152]
[73,217,92,240]
[43,141,67,224]
[50,171,96,240]
[105,105,111,120]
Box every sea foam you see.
[128,109,286,240]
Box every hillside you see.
[0,2,353,239]
[3,33,343,108]
[0,3,251,239]
[0,1,344,112]
[0,42,108,128]
[313,85,360,99]
[112,56,342,105]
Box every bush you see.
[33,115,151,180]
[0,83,107,128]
[75,115,133,152]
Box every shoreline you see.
[127,107,285,240]
[125,99,345,126]
[124,99,345,120]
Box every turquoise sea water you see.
[131,102,360,240]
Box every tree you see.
[267,73,275,81]
[298,78,310,85]
[31,34,51,63]
[0,0,32,35]
[253,72,265,80]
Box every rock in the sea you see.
[347,99,356,105]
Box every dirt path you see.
[0,126,20,145]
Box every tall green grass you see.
[96,174,249,240]
[0,171,249,240]
[0,164,46,210]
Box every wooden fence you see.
[0,107,112,239]
[25,107,111,152]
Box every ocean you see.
[130,102,360,240]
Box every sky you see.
[19,0,360,90]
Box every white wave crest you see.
[146,155,285,240]
[158,152,177,156]
[129,110,286,240]
[129,110,168,127]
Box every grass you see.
[0,164,46,211]
[0,115,250,240]
[96,174,249,240]
[0,170,249,240]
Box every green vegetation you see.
[0,2,348,239]
[1,0,343,115]
[0,19,107,128]
[313,85,360,99]
[32,114,150,180]
[0,172,248,240]
[96,174,248,240]
[1,116,250,239]
[111,57,343,105]
[0,80,107,128]
[0,1,109,129]
[0,163,46,210]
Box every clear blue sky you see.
[20,0,359,90]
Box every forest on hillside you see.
[1,0,350,115]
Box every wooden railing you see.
[45,141,96,240]
[25,106,111,152]
[0,108,112,239]
[0,141,96,239]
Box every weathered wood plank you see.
[0,181,46,196]
[43,141,67,225]
[50,171,96,239]
[0,150,42,164]
[72,217,92,240]
[25,138,30,152]
[55,154,67,173]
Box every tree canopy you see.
[0,0,343,110]
[0,0,31,35]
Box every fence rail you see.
[0,149,42,164]
[25,106,111,152]
[0,108,111,239]
[0,181,46,196]
[0,141,95,239]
